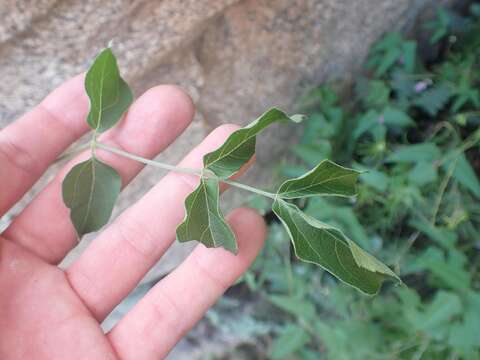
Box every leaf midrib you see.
[79,159,96,232]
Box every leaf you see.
[401,41,417,73]
[270,324,311,360]
[176,176,237,253]
[203,108,303,178]
[293,142,332,166]
[415,291,462,337]
[352,110,380,140]
[444,152,480,198]
[85,47,133,133]
[276,160,360,199]
[408,161,438,186]
[62,157,121,237]
[406,247,470,291]
[409,219,457,249]
[383,106,414,127]
[355,163,389,192]
[448,291,480,354]
[272,199,400,294]
[269,295,316,318]
[386,143,441,163]
[413,83,451,116]
[306,198,372,251]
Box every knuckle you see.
[113,215,157,261]
[0,133,41,175]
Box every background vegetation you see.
[215,4,480,359]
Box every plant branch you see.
[95,142,277,199]
[96,142,202,175]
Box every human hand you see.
[0,75,266,359]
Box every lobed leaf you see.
[203,108,303,179]
[62,157,121,237]
[176,176,237,253]
[85,47,133,133]
[272,199,400,294]
[276,160,360,199]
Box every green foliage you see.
[62,46,398,295]
[244,4,480,359]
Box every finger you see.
[65,124,252,321]
[108,208,266,360]
[3,85,194,264]
[0,74,89,216]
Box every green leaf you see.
[269,295,316,318]
[352,110,380,140]
[444,152,480,198]
[276,160,360,199]
[413,83,451,116]
[415,291,462,337]
[408,161,438,186]
[409,219,457,249]
[306,198,372,251]
[270,324,311,360]
[272,199,400,294]
[448,291,480,354]
[386,143,441,163]
[62,157,121,237]
[176,176,237,253]
[203,108,303,178]
[85,47,133,133]
[383,106,414,127]
[355,163,389,192]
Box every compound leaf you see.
[272,199,400,294]
[176,176,237,253]
[85,47,133,133]
[276,160,360,199]
[203,108,303,179]
[62,157,121,237]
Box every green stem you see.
[95,142,277,199]
[431,156,457,225]
[54,142,91,164]
[221,179,276,199]
[90,131,99,158]
[96,142,201,176]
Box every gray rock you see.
[2,0,454,286]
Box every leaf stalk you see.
[94,142,277,199]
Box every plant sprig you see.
[61,47,400,294]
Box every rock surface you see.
[1,0,452,282]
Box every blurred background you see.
[1,0,479,359]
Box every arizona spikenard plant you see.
[61,46,400,295]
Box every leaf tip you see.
[290,114,306,123]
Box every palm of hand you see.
[0,76,265,359]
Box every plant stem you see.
[431,156,457,225]
[91,131,98,157]
[96,142,202,176]
[54,142,91,164]
[221,179,276,199]
[95,142,277,199]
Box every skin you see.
[0,75,267,359]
